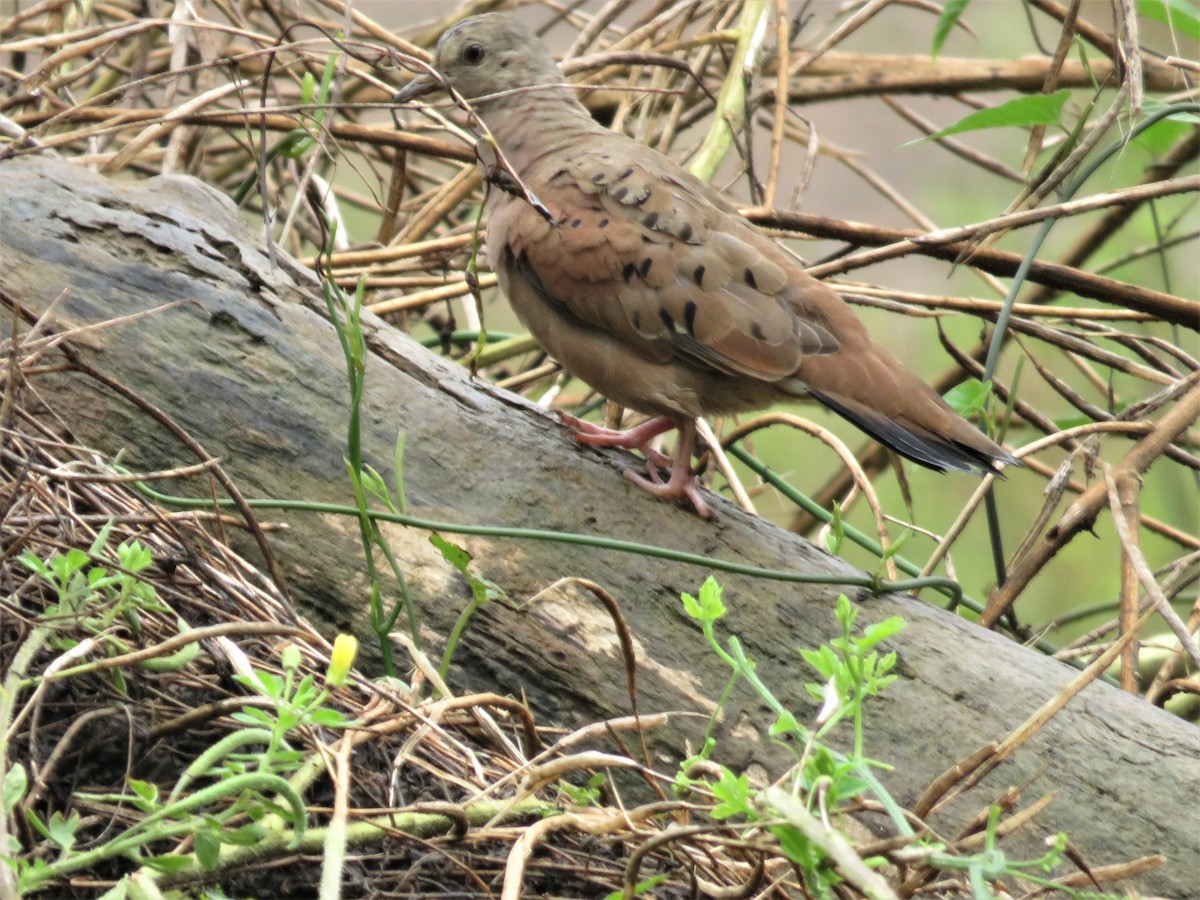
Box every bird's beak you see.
[392,72,440,105]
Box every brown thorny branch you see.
[1,1,1193,895]
[5,0,1195,656]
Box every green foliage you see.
[232,48,341,203]
[604,873,667,900]
[1138,0,1200,40]
[233,642,356,734]
[930,0,971,57]
[943,377,992,419]
[678,579,902,893]
[1136,99,1200,154]
[430,534,506,679]
[18,524,197,685]
[558,772,605,807]
[800,595,902,753]
[909,90,1072,145]
[320,224,418,676]
[708,768,752,820]
[677,578,1123,898]
[821,501,846,555]
[20,521,166,630]
[1,634,362,896]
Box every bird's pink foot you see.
[557,412,676,468]
[625,463,713,519]
[558,413,712,518]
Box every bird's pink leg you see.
[621,419,712,518]
[559,413,712,518]
[556,413,677,468]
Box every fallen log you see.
[2,152,1195,897]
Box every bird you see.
[393,13,1017,519]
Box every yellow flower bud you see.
[326,634,358,687]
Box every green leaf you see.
[224,823,267,846]
[769,709,802,737]
[944,378,993,417]
[710,769,753,820]
[360,464,394,512]
[254,671,285,699]
[1138,0,1200,40]
[96,880,130,900]
[128,779,159,809]
[430,533,503,605]
[280,644,302,672]
[430,533,471,571]
[231,708,275,727]
[800,645,838,680]
[911,90,1072,144]
[605,874,667,900]
[18,550,51,578]
[821,501,845,555]
[1136,99,1200,154]
[88,518,116,557]
[307,707,354,727]
[931,0,971,57]
[45,809,81,850]
[141,854,194,874]
[195,830,222,869]
[3,764,27,815]
[117,540,153,573]
[834,594,856,632]
[859,617,906,649]
[682,576,727,624]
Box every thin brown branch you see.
[982,377,1200,628]
[745,208,1199,328]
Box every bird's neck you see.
[475,88,602,174]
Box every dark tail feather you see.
[809,388,1018,476]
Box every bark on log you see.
[2,153,1196,897]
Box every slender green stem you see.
[688,0,769,182]
[129,480,964,603]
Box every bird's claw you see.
[556,412,712,517]
[624,467,713,519]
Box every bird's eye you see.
[460,43,486,65]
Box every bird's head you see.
[393,14,564,106]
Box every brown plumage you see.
[395,13,1017,518]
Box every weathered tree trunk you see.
[2,153,1195,897]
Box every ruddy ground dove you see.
[394,13,1017,518]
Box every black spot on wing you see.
[622,262,637,283]
[639,258,653,278]
[683,301,698,336]
[744,268,757,290]
[693,265,705,286]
